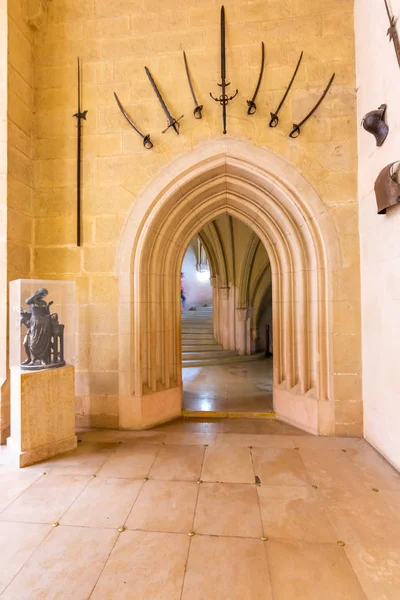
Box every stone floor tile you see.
[1,526,117,600]
[266,540,366,600]
[152,418,222,433]
[194,482,262,537]
[299,448,367,489]
[126,480,198,533]
[346,445,400,490]
[0,473,90,524]
[0,466,43,513]
[216,433,295,448]
[31,442,117,476]
[91,530,189,600]
[321,487,400,546]
[252,448,309,486]
[292,436,366,450]
[201,446,254,483]
[163,432,216,445]
[97,444,160,479]
[121,431,167,444]
[77,429,127,443]
[221,418,282,435]
[61,477,143,529]
[183,359,274,413]
[345,544,400,599]
[149,445,204,481]
[181,535,273,600]
[383,490,400,513]
[257,485,337,542]
[0,522,51,594]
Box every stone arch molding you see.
[116,138,341,435]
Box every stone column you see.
[210,276,218,342]
[236,308,248,356]
[219,287,230,349]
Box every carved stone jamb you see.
[219,286,230,301]
[24,0,51,30]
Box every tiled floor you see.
[1,418,400,599]
[183,358,274,413]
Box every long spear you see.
[73,58,88,247]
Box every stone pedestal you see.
[7,365,77,467]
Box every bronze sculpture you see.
[374,162,400,214]
[362,104,389,146]
[20,288,65,370]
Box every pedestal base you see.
[7,365,77,467]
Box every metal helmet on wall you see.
[374,162,400,214]
[362,104,389,146]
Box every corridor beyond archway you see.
[180,216,274,416]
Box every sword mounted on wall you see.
[210,6,238,134]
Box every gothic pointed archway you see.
[116,139,341,435]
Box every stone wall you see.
[2,0,360,433]
[355,0,400,468]
[0,0,7,442]
[0,0,35,443]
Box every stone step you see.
[182,328,214,335]
[182,349,237,360]
[182,352,265,367]
[182,332,215,338]
[182,344,223,352]
[181,317,213,322]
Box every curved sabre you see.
[269,50,303,128]
[113,92,153,149]
[246,41,265,116]
[289,72,335,138]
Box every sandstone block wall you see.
[2,0,361,434]
[1,0,34,442]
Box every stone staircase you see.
[181,306,263,367]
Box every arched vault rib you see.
[116,139,341,435]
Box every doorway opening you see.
[180,215,274,417]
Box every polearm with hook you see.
[113,92,153,149]
[73,57,87,247]
[246,41,265,115]
[210,5,238,134]
[183,51,203,119]
[384,0,400,68]
[145,66,183,134]
[269,51,303,128]
[289,73,335,138]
